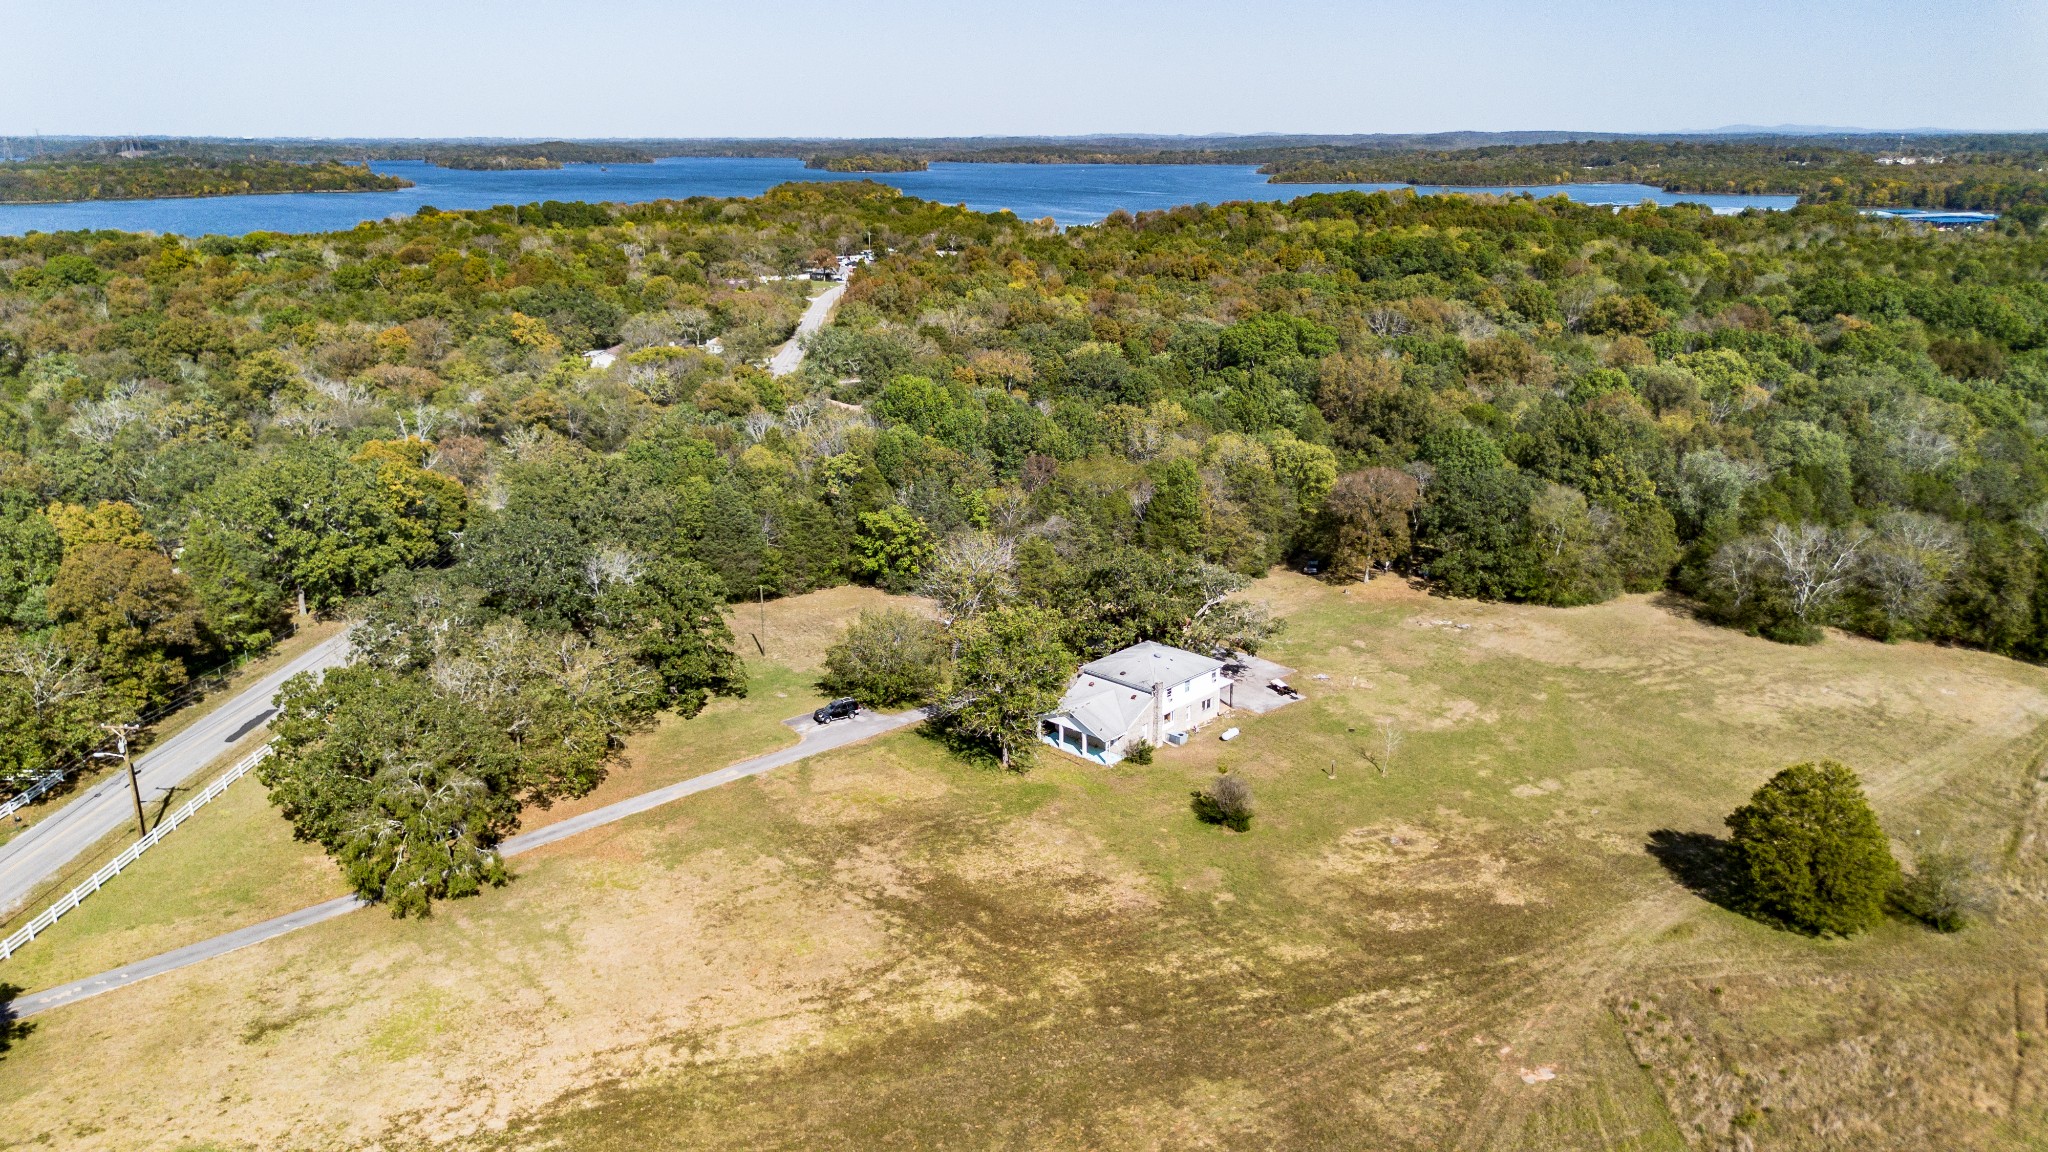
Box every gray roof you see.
[1051,680,1151,742]
[1079,641,1222,693]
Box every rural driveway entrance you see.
[8,706,924,1018]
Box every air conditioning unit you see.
[1165,732,1188,747]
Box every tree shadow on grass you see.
[1646,829,1750,915]
[0,983,36,1058]
[911,717,1005,772]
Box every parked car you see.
[1301,560,1322,576]
[813,698,860,724]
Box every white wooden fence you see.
[0,765,71,823]
[0,745,272,961]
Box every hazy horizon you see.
[3,0,2041,138]
[9,127,2048,146]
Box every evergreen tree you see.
[593,556,746,716]
[1141,458,1206,554]
[1726,760,1899,935]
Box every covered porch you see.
[1039,716,1121,765]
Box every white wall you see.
[1153,669,1223,742]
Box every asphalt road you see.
[0,632,350,919]
[766,281,846,377]
[7,705,922,1019]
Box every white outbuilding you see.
[1039,641,1231,765]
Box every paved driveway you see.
[766,281,846,376]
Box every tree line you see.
[805,155,930,173]
[1258,140,2048,213]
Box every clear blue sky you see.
[3,0,2041,137]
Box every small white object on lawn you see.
[1220,727,1240,741]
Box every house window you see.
[1164,711,1174,722]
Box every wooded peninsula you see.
[804,154,930,173]
[0,157,407,204]
[404,142,656,170]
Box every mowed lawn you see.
[4,576,2048,1151]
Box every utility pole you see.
[753,585,768,656]
[94,722,146,838]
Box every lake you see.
[0,157,1800,237]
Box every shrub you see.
[1895,849,1981,932]
[1124,739,1154,765]
[1725,760,1898,935]
[818,607,946,709]
[1192,772,1253,831]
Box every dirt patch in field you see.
[1257,570,1431,617]
[1316,820,1541,909]
[1093,1077,1272,1149]
[753,749,953,827]
[1311,668,1500,734]
[942,814,1163,918]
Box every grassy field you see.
[0,756,346,993]
[2,577,2045,1150]
[0,586,909,995]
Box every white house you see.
[1040,641,1231,765]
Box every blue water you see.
[1864,207,2000,225]
[0,157,1799,237]
[1400,182,1798,215]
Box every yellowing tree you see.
[45,501,156,552]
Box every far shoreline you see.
[0,180,416,207]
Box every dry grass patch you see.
[743,584,933,673]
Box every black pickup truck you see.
[813,698,860,724]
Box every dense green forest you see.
[0,158,407,203]
[4,180,2047,907]
[1260,141,2048,212]
[805,154,930,173]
